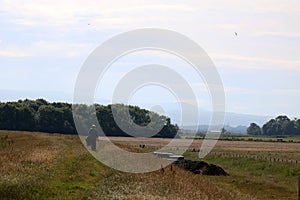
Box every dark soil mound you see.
[174,159,228,176]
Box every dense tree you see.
[250,115,300,136]
[0,99,178,138]
[247,123,262,135]
[15,106,35,131]
[294,119,300,135]
[0,104,17,130]
[262,119,277,135]
[221,127,227,134]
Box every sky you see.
[0,0,300,119]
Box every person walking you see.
[86,125,99,151]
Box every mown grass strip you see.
[184,151,299,199]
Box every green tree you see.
[293,118,300,135]
[262,115,297,135]
[221,127,227,134]
[15,105,35,131]
[37,105,64,133]
[0,104,17,130]
[263,119,278,135]
[275,115,294,135]
[0,99,179,138]
[247,123,262,135]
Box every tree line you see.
[0,99,178,138]
[247,115,300,136]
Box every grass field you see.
[1,130,300,199]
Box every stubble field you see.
[1,130,300,199]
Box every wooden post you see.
[298,176,300,200]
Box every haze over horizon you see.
[1,0,300,119]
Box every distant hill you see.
[140,102,273,128]
[181,125,248,134]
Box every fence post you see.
[298,176,300,200]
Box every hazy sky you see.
[0,0,300,117]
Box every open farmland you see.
[1,131,300,199]
[109,137,300,162]
[109,136,300,152]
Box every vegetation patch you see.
[1,131,300,199]
[0,135,13,148]
[174,159,228,176]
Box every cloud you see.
[2,0,300,44]
[255,31,300,39]
[240,0,300,13]
[211,53,300,71]
[272,89,300,95]
[214,24,239,31]
[205,0,300,14]
[9,19,37,26]
[224,86,249,93]
[32,41,93,57]
[0,41,94,58]
[0,50,31,57]
[1,0,300,27]
[0,0,197,29]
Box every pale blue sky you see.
[0,0,300,118]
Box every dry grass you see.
[0,131,103,199]
[24,149,55,163]
[1,131,299,199]
[107,136,300,152]
[84,164,251,200]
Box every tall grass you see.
[0,131,103,199]
[185,151,300,199]
[0,135,13,148]
[1,130,298,199]
[83,164,250,200]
